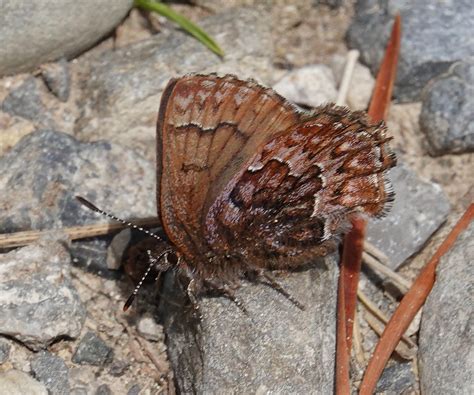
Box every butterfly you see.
[79,73,396,308]
[156,74,394,290]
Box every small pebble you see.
[72,332,113,366]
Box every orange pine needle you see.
[341,217,366,352]
[334,14,401,391]
[335,266,351,395]
[368,14,401,122]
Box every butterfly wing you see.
[157,74,303,265]
[205,105,396,269]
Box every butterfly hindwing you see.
[205,105,396,269]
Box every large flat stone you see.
[160,254,339,394]
[0,0,133,76]
[419,221,473,394]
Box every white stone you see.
[0,370,48,395]
[273,65,338,107]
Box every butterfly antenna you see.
[123,249,168,311]
[75,196,163,242]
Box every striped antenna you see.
[76,196,163,242]
[123,249,170,311]
[76,196,170,311]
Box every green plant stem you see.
[134,0,224,57]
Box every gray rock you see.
[273,65,338,107]
[72,331,113,366]
[0,370,48,395]
[420,59,474,155]
[108,360,130,377]
[419,221,474,394]
[347,0,474,102]
[127,384,141,395]
[0,0,133,76]
[137,316,165,342]
[0,339,11,364]
[70,237,120,279]
[31,351,70,395]
[367,162,451,269]
[0,236,86,351]
[375,362,417,394]
[314,0,344,8]
[41,58,71,102]
[75,7,275,156]
[1,78,54,128]
[160,254,339,394]
[95,384,112,395]
[0,129,155,233]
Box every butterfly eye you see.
[165,251,179,266]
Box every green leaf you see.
[134,0,224,57]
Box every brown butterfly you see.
[79,73,396,308]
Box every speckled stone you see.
[0,236,85,351]
[347,0,473,102]
[72,332,113,366]
[420,59,474,155]
[160,254,339,394]
[419,221,473,394]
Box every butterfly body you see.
[156,74,396,291]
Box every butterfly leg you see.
[257,271,305,311]
[203,279,248,315]
[185,278,203,320]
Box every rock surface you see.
[419,221,473,394]
[40,59,71,102]
[72,331,114,366]
[0,339,11,364]
[375,362,417,394]
[347,0,474,102]
[137,316,165,343]
[1,77,55,129]
[367,162,451,269]
[95,384,113,395]
[0,370,48,395]
[420,59,474,155]
[273,65,338,107]
[70,237,120,279]
[0,129,155,233]
[160,254,339,394]
[75,7,275,157]
[0,236,85,350]
[0,0,133,76]
[31,351,70,395]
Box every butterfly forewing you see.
[157,74,303,265]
